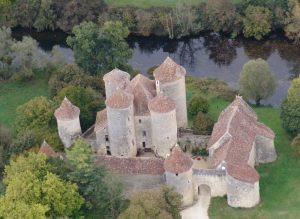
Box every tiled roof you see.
[126,74,156,115]
[227,163,259,183]
[54,97,80,120]
[164,145,193,174]
[153,57,186,83]
[95,109,107,132]
[103,68,130,83]
[105,90,133,109]
[39,140,57,157]
[208,96,274,183]
[96,156,165,175]
[148,92,176,113]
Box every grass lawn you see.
[106,0,243,8]
[207,98,300,219]
[0,80,49,127]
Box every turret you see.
[39,140,57,157]
[106,90,137,157]
[148,93,177,157]
[154,57,188,128]
[103,68,130,98]
[164,145,194,206]
[54,97,82,148]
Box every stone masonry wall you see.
[178,131,210,151]
[57,118,82,148]
[134,115,152,150]
[255,135,277,164]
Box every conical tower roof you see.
[103,68,130,83]
[54,97,80,120]
[164,145,193,174]
[105,90,133,109]
[39,140,57,157]
[148,93,175,113]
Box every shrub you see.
[192,112,214,134]
[191,147,209,157]
[188,95,209,119]
[292,133,300,155]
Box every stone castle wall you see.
[150,110,177,157]
[226,175,260,208]
[57,118,82,148]
[95,126,109,155]
[178,130,210,151]
[107,105,137,157]
[159,77,187,128]
[165,169,194,206]
[104,81,128,99]
[134,115,152,150]
[255,135,277,164]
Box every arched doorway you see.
[198,184,211,197]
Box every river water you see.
[12,29,300,107]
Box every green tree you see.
[34,0,56,32]
[0,124,11,171]
[55,85,105,131]
[66,139,125,218]
[0,152,84,218]
[67,21,133,75]
[118,186,182,219]
[284,0,300,42]
[192,112,214,134]
[188,94,209,119]
[205,0,242,36]
[281,77,300,135]
[243,6,272,40]
[292,133,300,155]
[12,0,40,28]
[239,58,276,106]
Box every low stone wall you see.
[178,130,210,151]
[192,169,227,197]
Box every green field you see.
[0,80,49,127]
[106,0,242,8]
[208,99,300,219]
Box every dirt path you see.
[180,192,210,219]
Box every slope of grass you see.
[0,80,49,127]
[208,99,300,219]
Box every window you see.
[106,146,110,149]
[128,117,130,122]
[143,131,146,136]
[176,173,178,176]
[105,135,109,142]
[139,119,142,123]
[143,142,146,148]
[107,150,111,155]
[132,140,135,146]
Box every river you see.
[12,29,300,107]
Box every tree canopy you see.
[67,21,133,75]
[239,58,276,106]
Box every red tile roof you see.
[103,68,130,83]
[95,109,107,132]
[227,163,259,183]
[153,57,186,83]
[148,92,176,113]
[96,156,165,175]
[164,146,193,174]
[208,96,274,183]
[105,90,133,109]
[54,97,80,120]
[39,140,57,157]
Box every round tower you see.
[54,97,82,148]
[154,57,187,128]
[164,145,194,206]
[148,93,177,157]
[106,90,137,157]
[103,68,130,99]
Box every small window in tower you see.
[106,146,110,149]
[176,173,178,176]
[105,135,109,142]
[128,117,130,122]
[143,142,146,148]
[139,119,142,123]
[132,140,135,146]
[107,150,111,155]
[143,131,146,136]
[167,136,170,140]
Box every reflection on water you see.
[12,29,300,107]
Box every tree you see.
[0,124,11,171]
[243,6,272,40]
[0,152,84,218]
[205,0,242,36]
[284,0,300,42]
[239,58,276,106]
[67,21,133,75]
[34,0,56,31]
[281,77,300,135]
[292,133,300,155]
[48,64,93,97]
[55,85,105,131]
[12,0,40,28]
[118,186,182,219]
[192,112,214,134]
[188,94,209,119]
[66,139,125,218]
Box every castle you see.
[45,57,277,208]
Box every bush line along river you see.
[12,28,300,107]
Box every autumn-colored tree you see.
[284,0,300,42]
